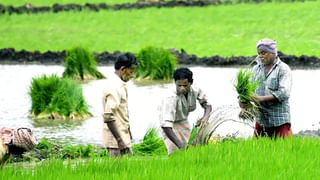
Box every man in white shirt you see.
[160,67,212,155]
[102,53,138,157]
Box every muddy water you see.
[0,65,319,145]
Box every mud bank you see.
[0,0,309,15]
[0,48,319,68]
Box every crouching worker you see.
[0,127,38,164]
[159,67,212,155]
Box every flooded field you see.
[0,65,319,145]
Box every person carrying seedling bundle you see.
[159,67,212,155]
[102,53,138,157]
[239,38,293,138]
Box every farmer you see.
[102,53,138,157]
[160,67,212,155]
[240,38,293,138]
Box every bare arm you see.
[128,126,132,140]
[104,116,127,150]
[197,103,212,126]
[162,127,184,149]
[201,103,212,120]
[254,94,278,103]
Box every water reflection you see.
[0,65,319,145]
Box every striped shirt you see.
[252,57,292,128]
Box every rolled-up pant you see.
[107,148,132,157]
[162,121,191,155]
[254,122,292,139]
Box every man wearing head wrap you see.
[242,38,293,138]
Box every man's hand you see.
[251,94,262,104]
[116,138,128,150]
[120,147,133,155]
[239,100,250,109]
[196,118,206,127]
[162,127,184,149]
[128,127,133,140]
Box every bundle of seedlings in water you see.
[234,65,261,121]
[63,46,105,81]
[132,128,166,156]
[135,46,178,80]
[29,74,92,120]
[189,105,254,146]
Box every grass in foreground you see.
[3,128,166,164]
[1,137,319,179]
[0,1,319,57]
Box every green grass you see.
[0,1,319,57]
[135,46,177,80]
[1,137,320,179]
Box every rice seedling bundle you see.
[63,46,105,81]
[131,128,166,156]
[29,74,91,120]
[235,67,260,104]
[234,64,261,120]
[135,46,178,80]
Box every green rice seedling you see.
[48,78,91,119]
[188,125,198,145]
[62,46,105,81]
[132,128,167,156]
[234,62,261,120]
[29,74,92,120]
[135,46,178,80]
[235,67,260,104]
[2,137,320,179]
[6,138,108,163]
[29,74,60,116]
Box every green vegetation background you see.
[1,1,319,57]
